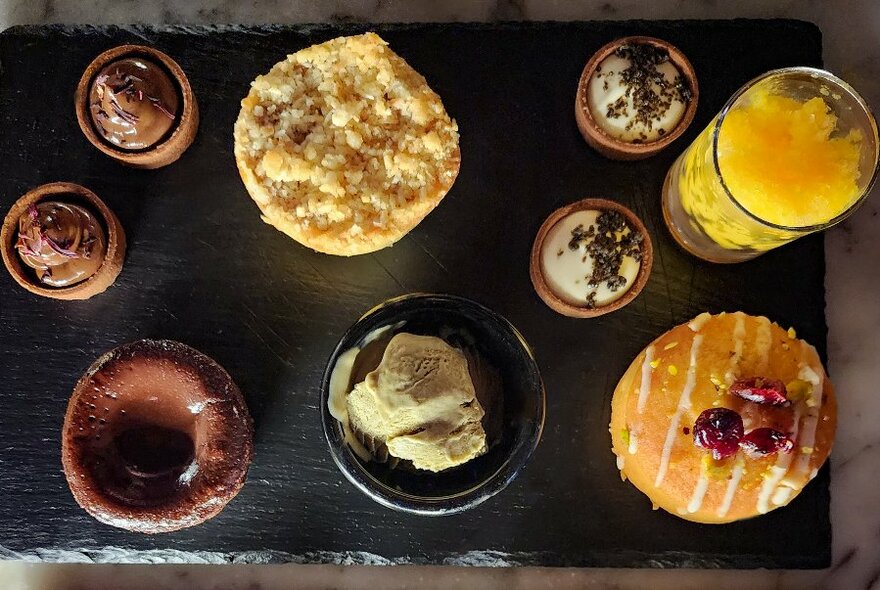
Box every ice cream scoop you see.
[346,333,488,472]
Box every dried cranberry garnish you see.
[693,408,744,460]
[730,377,790,407]
[739,428,794,458]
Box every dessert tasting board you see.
[0,20,830,568]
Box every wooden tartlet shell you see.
[530,198,653,318]
[575,36,699,161]
[75,44,199,169]
[0,182,126,300]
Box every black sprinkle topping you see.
[585,291,598,309]
[567,210,643,307]
[595,43,690,137]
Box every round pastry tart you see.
[75,45,199,169]
[62,340,253,533]
[0,182,125,300]
[234,32,461,256]
[609,312,836,523]
[576,36,698,160]
[530,198,653,318]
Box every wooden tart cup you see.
[575,36,699,161]
[0,182,126,300]
[530,198,653,318]
[75,45,199,169]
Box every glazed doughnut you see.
[609,312,836,523]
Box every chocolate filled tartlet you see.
[75,45,198,169]
[1,182,125,300]
[15,201,106,287]
[88,57,180,150]
[62,340,254,533]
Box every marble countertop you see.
[2,1,879,589]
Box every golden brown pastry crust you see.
[609,312,837,524]
[233,33,460,256]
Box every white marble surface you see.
[1,1,879,589]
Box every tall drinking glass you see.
[662,67,879,263]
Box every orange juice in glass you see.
[662,67,879,263]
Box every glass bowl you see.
[320,293,545,516]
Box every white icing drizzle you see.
[637,345,655,414]
[686,472,710,514]
[628,431,638,454]
[757,403,802,514]
[772,486,793,506]
[757,465,790,514]
[655,333,703,488]
[718,458,745,518]
[616,454,625,470]
[789,343,825,484]
[755,316,772,373]
[688,312,711,332]
[724,312,747,385]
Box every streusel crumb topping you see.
[234,33,460,242]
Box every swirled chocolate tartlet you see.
[0,182,125,300]
[75,45,198,169]
[88,57,180,151]
[62,340,254,534]
[15,201,106,287]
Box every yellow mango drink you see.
[662,68,878,263]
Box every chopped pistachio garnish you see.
[787,327,797,339]
[667,365,678,376]
[701,454,733,480]
[786,379,813,402]
[649,359,660,369]
[800,446,814,454]
[620,428,630,446]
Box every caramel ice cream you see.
[343,333,488,472]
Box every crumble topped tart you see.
[234,32,461,256]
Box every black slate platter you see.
[0,21,829,568]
